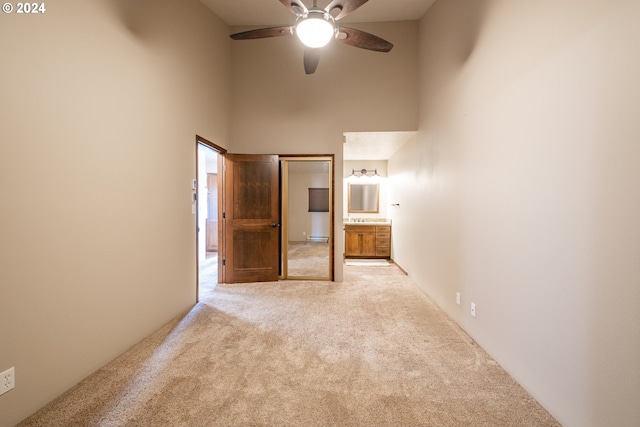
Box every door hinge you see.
[222,212,226,219]
[222,259,226,266]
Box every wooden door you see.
[224,154,280,283]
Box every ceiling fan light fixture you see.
[229,1,393,75]
[295,11,335,48]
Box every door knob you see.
[270,223,281,228]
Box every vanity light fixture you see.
[350,168,379,178]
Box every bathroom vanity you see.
[344,220,391,259]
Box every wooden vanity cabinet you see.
[345,225,376,257]
[375,226,391,257]
[345,224,391,258]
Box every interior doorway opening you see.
[197,139,224,299]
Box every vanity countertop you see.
[343,218,391,225]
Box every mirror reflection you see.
[282,159,332,280]
[348,183,379,213]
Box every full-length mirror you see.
[281,157,333,280]
[348,183,379,213]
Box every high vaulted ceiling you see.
[201,0,433,160]
[200,0,435,27]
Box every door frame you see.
[195,135,226,301]
[280,155,335,281]
[196,145,335,289]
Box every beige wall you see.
[229,21,420,281]
[5,1,638,425]
[287,164,331,243]
[0,1,230,425]
[389,1,640,426]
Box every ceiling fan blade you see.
[279,0,308,16]
[304,48,321,75]
[337,27,393,52]
[325,0,368,21]
[230,26,293,40]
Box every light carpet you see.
[19,264,559,426]
[287,241,329,277]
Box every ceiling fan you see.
[229,0,393,75]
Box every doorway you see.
[196,136,225,299]
[199,149,333,286]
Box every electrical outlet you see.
[1,367,15,395]
[471,302,476,318]
[456,292,461,305]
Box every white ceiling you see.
[200,0,436,27]
[343,131,416,160]
[200,0,430,160]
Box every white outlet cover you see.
[1,367,15,395]
[471,302,476,317]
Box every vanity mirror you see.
[348,183,379,213]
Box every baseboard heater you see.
[307,236,329,243]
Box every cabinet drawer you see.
[376,247,390,257]
[375,226,391,233]
[376,236,390,247]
